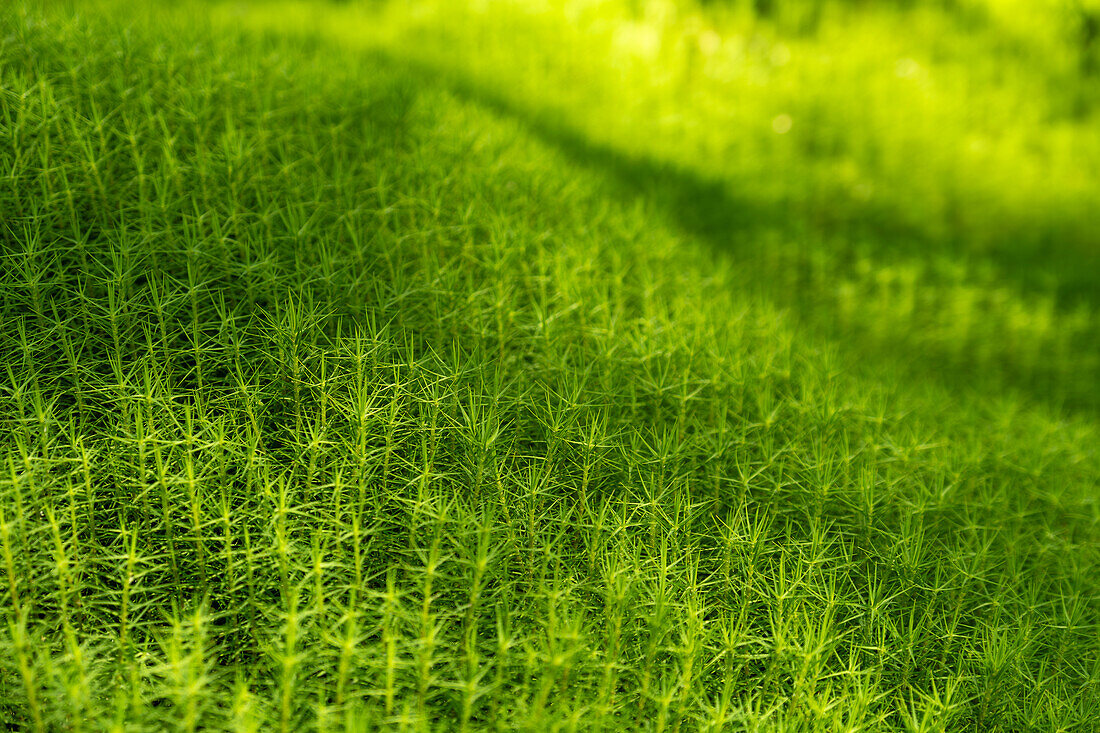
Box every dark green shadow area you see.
[365,49,1100,416]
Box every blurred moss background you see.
[200,0,1100,413]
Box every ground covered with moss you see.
[1,0,1099,729]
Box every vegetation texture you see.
[1,0,1099,729]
